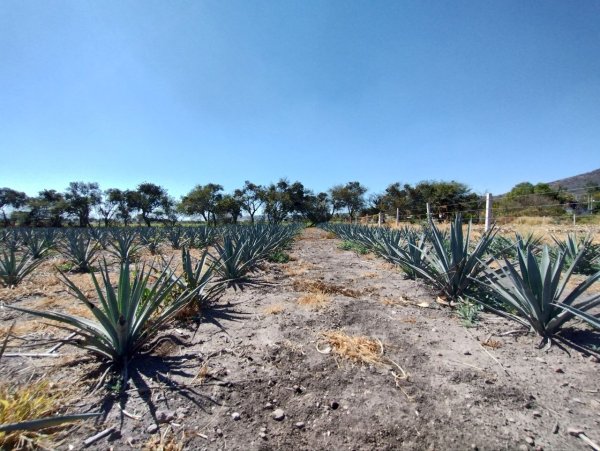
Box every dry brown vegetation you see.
[263,303,285,315]
[319,330,384,366]
[297,292,330,309]
[292,278,361,298]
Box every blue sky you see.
[1,1,599,199]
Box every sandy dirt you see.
[1,228,599,450]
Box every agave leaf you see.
[0,412,100,433]
[551,303,600,330]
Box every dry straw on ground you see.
[292,278,361,298]
[263,304,285,315]
[318,330,408,382]
[0,379,69,449]
[297,292,330,309]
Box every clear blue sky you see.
[1,0,599,199]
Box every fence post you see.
[426,203,431,222]
[396,208,399,227]
[378,212,382,227]
[485,193,493,232]
[573,213,576,226]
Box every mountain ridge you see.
[547,167,600,192]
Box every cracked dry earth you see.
[3,227,600,450]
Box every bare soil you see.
[1,228,600,450]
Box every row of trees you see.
[494,182,599,217]
[2,179,590,227]
[1,180,361,227]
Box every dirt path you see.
[2,228,599,450]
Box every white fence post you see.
[396,208,399,226]
[485,193,493,232]
[426,203,431,221]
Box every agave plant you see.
[58,231,99,272]
[551,233,600,275]
[88,227,109,250]
[487,232,542,260]
[19,229,55,259]
[165,227,188,250]
[378,230,429,280]
[166,248,219,312]
[139,228,163,255]
[210,235,260,288]
[476,245,600,344]
[406,215,497,300]
[10,261,202,385]
[0,232,22,253]
[190,226,219,249]
[106,228,142,263]
[0,249,44,287]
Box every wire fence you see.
[356,184,600,231]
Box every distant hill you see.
[548,168,600,192]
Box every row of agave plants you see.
[0,224,301,386]
[320,217,600,346]
[0,225,301,286]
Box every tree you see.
[101,189,137,226]
[24,190,68,227]
[234,181,265,223]
[362,193,386,216]
[64,182,102,227]
[97,188,124,227]
[179,184,223,225]
[215,194,243,224]
[0,188,28,227]
[329,181,367,221]
[156,195,178,226]
[261,179,304,224]
[129,183,170,226]
[303,191,332,224]
[498,181,568,217]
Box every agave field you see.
[0,220,599,450]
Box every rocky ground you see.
[1,227,599,450]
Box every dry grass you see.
[263,304,285,315]
[283,259,317,277]
[0,320,53,337]
[297,292,330,309]
[0,380,66,449]
[318,330,409,382]
[381,296,411,307]
[143,427,184,451]
[482,338,503,349]
[191,363,212,384]
[320,331,384,366]
[292,278,361,298]
[362,272,379,279]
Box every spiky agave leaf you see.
[551,303,600,330]
[58,230,99,272]
[405,215,497,300]
[139,227,163,255]
[106,228,142,263]
[164,227,188,250]
[476,244,600,340]
[9,261,202,375]
[19,228,56,259]
[0,249,44,287]
[551,233,600,275]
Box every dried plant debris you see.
[317,330,408,382]
[292,279,361,298]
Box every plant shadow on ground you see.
[91,299,252,435]
[557,327,600,356]
[94,347,221,433]
[195,300,251,335]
